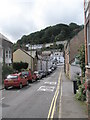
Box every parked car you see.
[48,68,52,74]
[21,71,32,83]
[4,73,29,90]
[32,73,37,81]
[50,66,54,72]
[34,71,42,79]
[38,70,46,78]
[22,71,37,83]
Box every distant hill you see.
[16,23,83,45]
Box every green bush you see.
[75,84,86,101]
[13,62,28,72]
[75,73,86,101]
[2,65,14,81]
[75,73,81,88]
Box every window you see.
[5,50,8,58]
[87,22,90,65]
[85,8,89,19]
[7,75,18,79]
[89,45,90,65]
[9,50,11,58]
[85,0,89,11]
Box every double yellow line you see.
[47,71,62,119]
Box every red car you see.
[32,73,37,81]
[4,73,29,90]
[21,71,37,83]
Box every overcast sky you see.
[0,0,84,43]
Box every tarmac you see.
[59,70,88,119]
[0,69,89,119]
[0,85,3,90]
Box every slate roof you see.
[0,33,12,43]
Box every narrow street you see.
[2,66,63,118]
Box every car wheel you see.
[4,86,8,90]
[19,83,23,89]
[31,79,34,83]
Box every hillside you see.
[16,23,83,45]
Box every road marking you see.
[59,77,62,118]
[0,97,5,104]
[47,71,62,119]
[17,90,20,92]
[44,82,57,85]
[37,86,55,92]
[1,97,5,101]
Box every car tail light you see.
[4,80,8,82]
[14,80,17,82]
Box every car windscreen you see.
[22,72,29,75]
[34,71,38,74]
[7,75,18,79]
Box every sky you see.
[0,0,84,43]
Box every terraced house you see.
[0,33,13,66]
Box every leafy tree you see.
[14,23,83,47]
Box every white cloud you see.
[0,0,84,43]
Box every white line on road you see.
[37,86,55,92]
[44,82,57,85]
[17,90,20,92]
[0,97,5,104]
[1,97,5,101]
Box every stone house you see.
[64,29,84,80]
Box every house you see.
[37,51,52,72]
[64,29,84,79]
[84,0,90,118]
[0,33,13,66]
[13,49,38,71]
[51,51,64,64]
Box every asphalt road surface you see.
[1,66,62,119]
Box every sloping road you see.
[2,66,62,118]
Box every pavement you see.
[0,85,4,90]
[59,69,88,119]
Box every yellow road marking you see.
[59,75,62,118]
[47,71,62,119]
